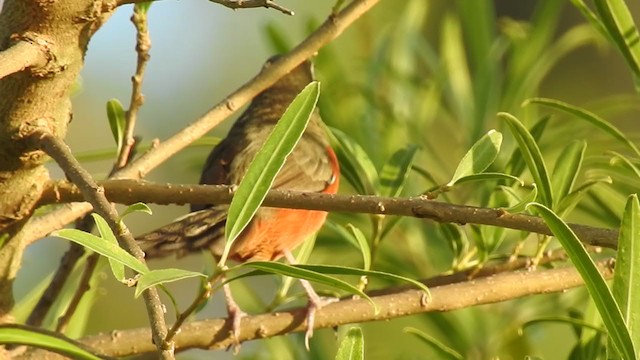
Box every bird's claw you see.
[303,296,338,350]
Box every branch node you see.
[10,32,66,77]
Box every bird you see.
[137,56,340,349]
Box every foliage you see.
[7,0,640,359]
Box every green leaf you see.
[91,214,125,282]
[499,112,553,207]
[592,0,640,81]
[527,202,636,359]
[499,183,538,213]
[134,268,207,298]
[223,82,320,265]
[0,325,105,360]
[404,327,463,360]
[450,172,522,187]
[296,264,431,300]
[448,130,502,185]
[555,178,612,217]
[106,99,126,154]
[335,327,364,360]
[345,224,371,271]
[227,262,377,311]
[52,229,149,275]
[120,202,153,219]
[612,195,640,353]
[551,140,587,207]
[379,144,419,197]
[524,98,640,158]
[329,127,379,195]
[505,115,549,178]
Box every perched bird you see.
[137,57,340,348]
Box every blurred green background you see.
[13,1,640,359]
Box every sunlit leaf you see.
[0,325,104,360]
[134,268,206,298]
[120,202,152,219]
[500,112,553,207]
[611,195,640,353]
[551,140,586,207]
[528,203,635,359]
[106,99,125,155]
[335,327,364,360]
[346,224,371,271]
[91,214,125,282]
[223,82,320,265]
[448,130,502,185]
[593,0,640,81]
[52,229,149,275]
[227,262,377,311]
[524,98,640,157]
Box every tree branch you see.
[117,0,294,15]
[0,41,48,80]
[23,127,174,359]
[16,0,380,247]
[68,259,613,358]
[37,179,620,250]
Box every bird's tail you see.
[137,208,227,259]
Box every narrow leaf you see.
[551,140,587,207]
[499,112,553,207]
[404,327,463,360]
[346,224,371,271]
[448,130,502,185]
[228,262,378,311]
[330,127,379,195]
[593,0,640,80]
[52,229,149,275]
[451,172,522,187]
[223,82,320,265]
[120,202,152,219]
[379,145,419,197]
[135,268,206,298]
[499,183,538,213]
[91,214,125,282]
[0,325,105,360]
[335,327,364,360]
[528,203,636,359]
[524,98,640,158]
[612,195,640,353]
[106,99,126,154]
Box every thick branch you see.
[38,180,620,249]
[25,128,173,359]
[69,259,613,357]
[0,41,48,80]
[17,0,380,246]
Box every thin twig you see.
[24,127,174,360]
[71,258,614,357]
[116,0,294,15]
[209,0,294,15]
[115,5,151,169]
[0,41,48,80]
[38,179,620,250]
